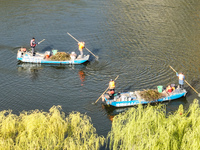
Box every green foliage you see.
[107,99,200,150]
[139,89,162,101]
[2,100,200,150]
[0,106,104,150]
[50,52,71,61]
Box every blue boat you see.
[17,49,89,65]
[102,87,187,107]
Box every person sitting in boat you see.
[20,47,26,52]
[166,85,172,93]
[176,72,185,90]
[78,42,85,58]
[30,37,38,56]
[70,52,77,61]
[171,84,175,91]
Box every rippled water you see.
[0,0,200,136]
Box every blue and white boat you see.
[102,87,187,107]
[17,49,89,65]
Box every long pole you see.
[94,75,119,104]
[38,39,45,44]
[169,65,200,97]
[67,32,99,60]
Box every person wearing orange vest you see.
[108,79,116,98]
[30,37,38,56]
[109,79,115,91]
[176,72,185,89]
[78,42,85,58]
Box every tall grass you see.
[107,99,200,150]
[1,101,200,150]
[0,106,104,150]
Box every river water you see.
[0,0,200,137]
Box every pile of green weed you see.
[140,89,162,101]
[50,52,70,61]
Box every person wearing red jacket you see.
[30,37,38,56]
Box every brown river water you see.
[0,0,200,136]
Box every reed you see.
[0,106,104,150]
[107,99,200,150]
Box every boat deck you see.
[103,88,187,107]
[17,50,90,64]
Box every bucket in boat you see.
[52,49,58,55]
[157,85,163,93]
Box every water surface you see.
[0,0,200,136]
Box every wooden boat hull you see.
[102,88,187,107]
[17,50,89,65]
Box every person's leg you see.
[181,84,184,90]
[32,47,35,56]
[80,50,83,58]
[180,84,183,90]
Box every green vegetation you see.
[50,52,71,61]
[107,99,200,150]
[0,106,104,150]
[1,100,200,149]
[139,89,162,101]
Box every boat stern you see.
[17,50,22,59]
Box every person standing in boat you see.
[176,72,185,90]
[30,37,38,56]
[108,79,116,98]
[78,42,85,58]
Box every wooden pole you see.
[38,39,45,44]
[67,32,99,60]
[169,65,200,97]
[184,80,199,95]
[94,75,119,104]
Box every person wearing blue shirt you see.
[176,72,185,90]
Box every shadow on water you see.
[17,63,43,81]
[41,45,54,52]
[0,44,15,50]
[17,61,89,81]
[122,85,133,92]
[91,48,101,54]
[190,79,200,89]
